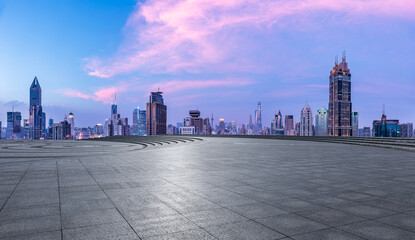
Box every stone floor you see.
[1,136,415,239]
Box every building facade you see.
[255,102,262,134]
[104,100,130,137]
[6,111,22,139]
[300,103,313,136]
[29,77,46,139]
[352,111,359,137]
[315,108,328,136]
[328,54,352,136]
[400,123,413,138]
[373,114,400,137]
[146,91,167,135]
[284,115,295,136]
[270,110,284,135]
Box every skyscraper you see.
[328,53,352,136]
[138,109,146,136]
[373,113,400,137]
[300,103,313,136]
[68,112,75,139]
[270,110,284,135]
[255,102,262,134]
[315,108,328,136]
[104,96,130,137]
[146,91,167,135]
[352,111,359,137]
[6,111,22,139]
[29,77,45,139]
[131,107,139,135]
[284,115,295,136]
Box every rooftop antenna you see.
[382,104,385,115]
[114,93,117,105]
[335,55,338,65]
[342,50,346,62]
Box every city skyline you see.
[0,1,414,128]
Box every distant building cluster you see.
[1,55,414,140]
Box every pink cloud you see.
[84,0,415,78]
[59,84,129,104]
[149,79,254,94]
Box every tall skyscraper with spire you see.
[300,102,313,136]
[328,52,352,136]
[29,76,45,139]
[255,102,262,134]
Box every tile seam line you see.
[77,158,143,240]
[57,161,63,240]
[0,163,32,212]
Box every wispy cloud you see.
[150,79,254,94]
[84,0,415,78]
[58,84,130,104]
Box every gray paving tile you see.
[3,230,62,240]
[183,208,248,228]
[337,203,397,219]
[340,220,415,240]
[145,229,215,240]
[0,204,59,221]
[297,207,365,227]
[62,208,125,229]
[61,198,114,214]
[292,228,364,240]
[0,215,61,238]
[375,213,415,232]
[205,220,285,240]
[256,213,328,236]
[227,202,288,219]
[130,214,199,238]
[266,198,320,213]
[63,221,138,240]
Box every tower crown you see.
[30,76,41,89]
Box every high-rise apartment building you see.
[328,53,352,136]
[29,77,46,139]
[146,91,167,135]
[104,97,130,137]
[68,112,75,139]
[400,123,413,138]
[131,107,139,135]
[300,103,313,136]
[6,111,22,139]
[284,115,295,136]
[255,102,262,134]
[271,110,284,135]
[315,108,328,136]
[23,119,30,139]
[352,111,358,137]
[373,113,400,137]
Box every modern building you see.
[91,124,104,138]
[23,119,30,139]
[284,115,295,136]
[68,113,75,139]
[6,111,22,139]
[131,107,139,135]
[219,119,226,133]
[300,103,313,136]
[146,91,167,135]
[352,111,359,137]
[270,110,284,135]
[255,102,262,134]
[373,113,400,137]
[203,118,211,135]
[328,53,352,136]
[315,108,328,136]
[359,127,371,137]
[29,77,46,139]
[183,110,204,134]
[400,123,413,138]
[167,124,178,135]
[247,115,254,135]
[50,117,71,140]
[104,97,130,137]
[179,126,196,135]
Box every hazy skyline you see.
[0,0,414,128]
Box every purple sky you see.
[0,0,414,128]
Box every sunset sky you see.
[0,0,414,128]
